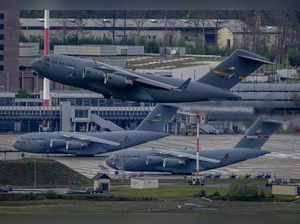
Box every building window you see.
[0,55,3,61]
[0,65,4,71]
[0,44,3,50]
[0,34,3,40]
[75,109,88,118]
[0,14,4,20]
[0,24,4,30]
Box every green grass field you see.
[111,185,227,198]
[0,159,92,187]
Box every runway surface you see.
[1,134,300,179]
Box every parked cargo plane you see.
[13,104,177,156]
[32,49,272,103]
[106,118,283,174]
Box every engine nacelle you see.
[104,73,133,89]
[50,139,66,149]
[163,158,185,169]
[82,67,106,81]
[66,141,88,151]
[145,156,163,167]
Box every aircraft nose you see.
[13,135,31,151]
[222,91,242,101]
[106,154,121,169]
[229,93,242,100]
[32,58,42,71]
[12,141,18,149]
[106,155,116,168]
[13,137,22,150]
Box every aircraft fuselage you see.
[32,55,240,103]
[14,131,168,156]
[106,148,269,174]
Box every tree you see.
[145,41,160,53]
[134,11,146,39]
[187,10,211,54]
[227,179,260,201]
[289,50,300,66]
[57,16,74,44]
[16,89,32,98]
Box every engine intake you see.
[163,158,185,169]
[104,73,133,89]
[82,67,106,81]
[145,156,163,167]
[50,139,66,149]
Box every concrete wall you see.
[272,185,300,196]
[54,45,144,56]
[131,178,159,189]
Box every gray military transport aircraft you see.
[106,118,283,174]
[32,49,271,103]
[13,104,177,156]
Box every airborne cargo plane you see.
[106,118,283,174]
[13,104,177,156]
[32,49,272,103]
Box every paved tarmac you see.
[1,134,300,179]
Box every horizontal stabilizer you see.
[238,54,273,65]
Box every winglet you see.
[177,78,191,90]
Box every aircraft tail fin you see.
[136,104,178,132]
[198,49,273,89]
[235,117,283,150]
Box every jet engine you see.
[65,141,88,151]
[50,139,66,149]
[145,156,163,167]
[162,158,185,169]
[82,67,106,81]
[104,73,133,89]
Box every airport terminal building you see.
[0,82,300,133]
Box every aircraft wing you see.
[60,132,121,146]
[94,61,188,90]
[156,149,221,164]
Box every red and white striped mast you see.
[43,9,50,106]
